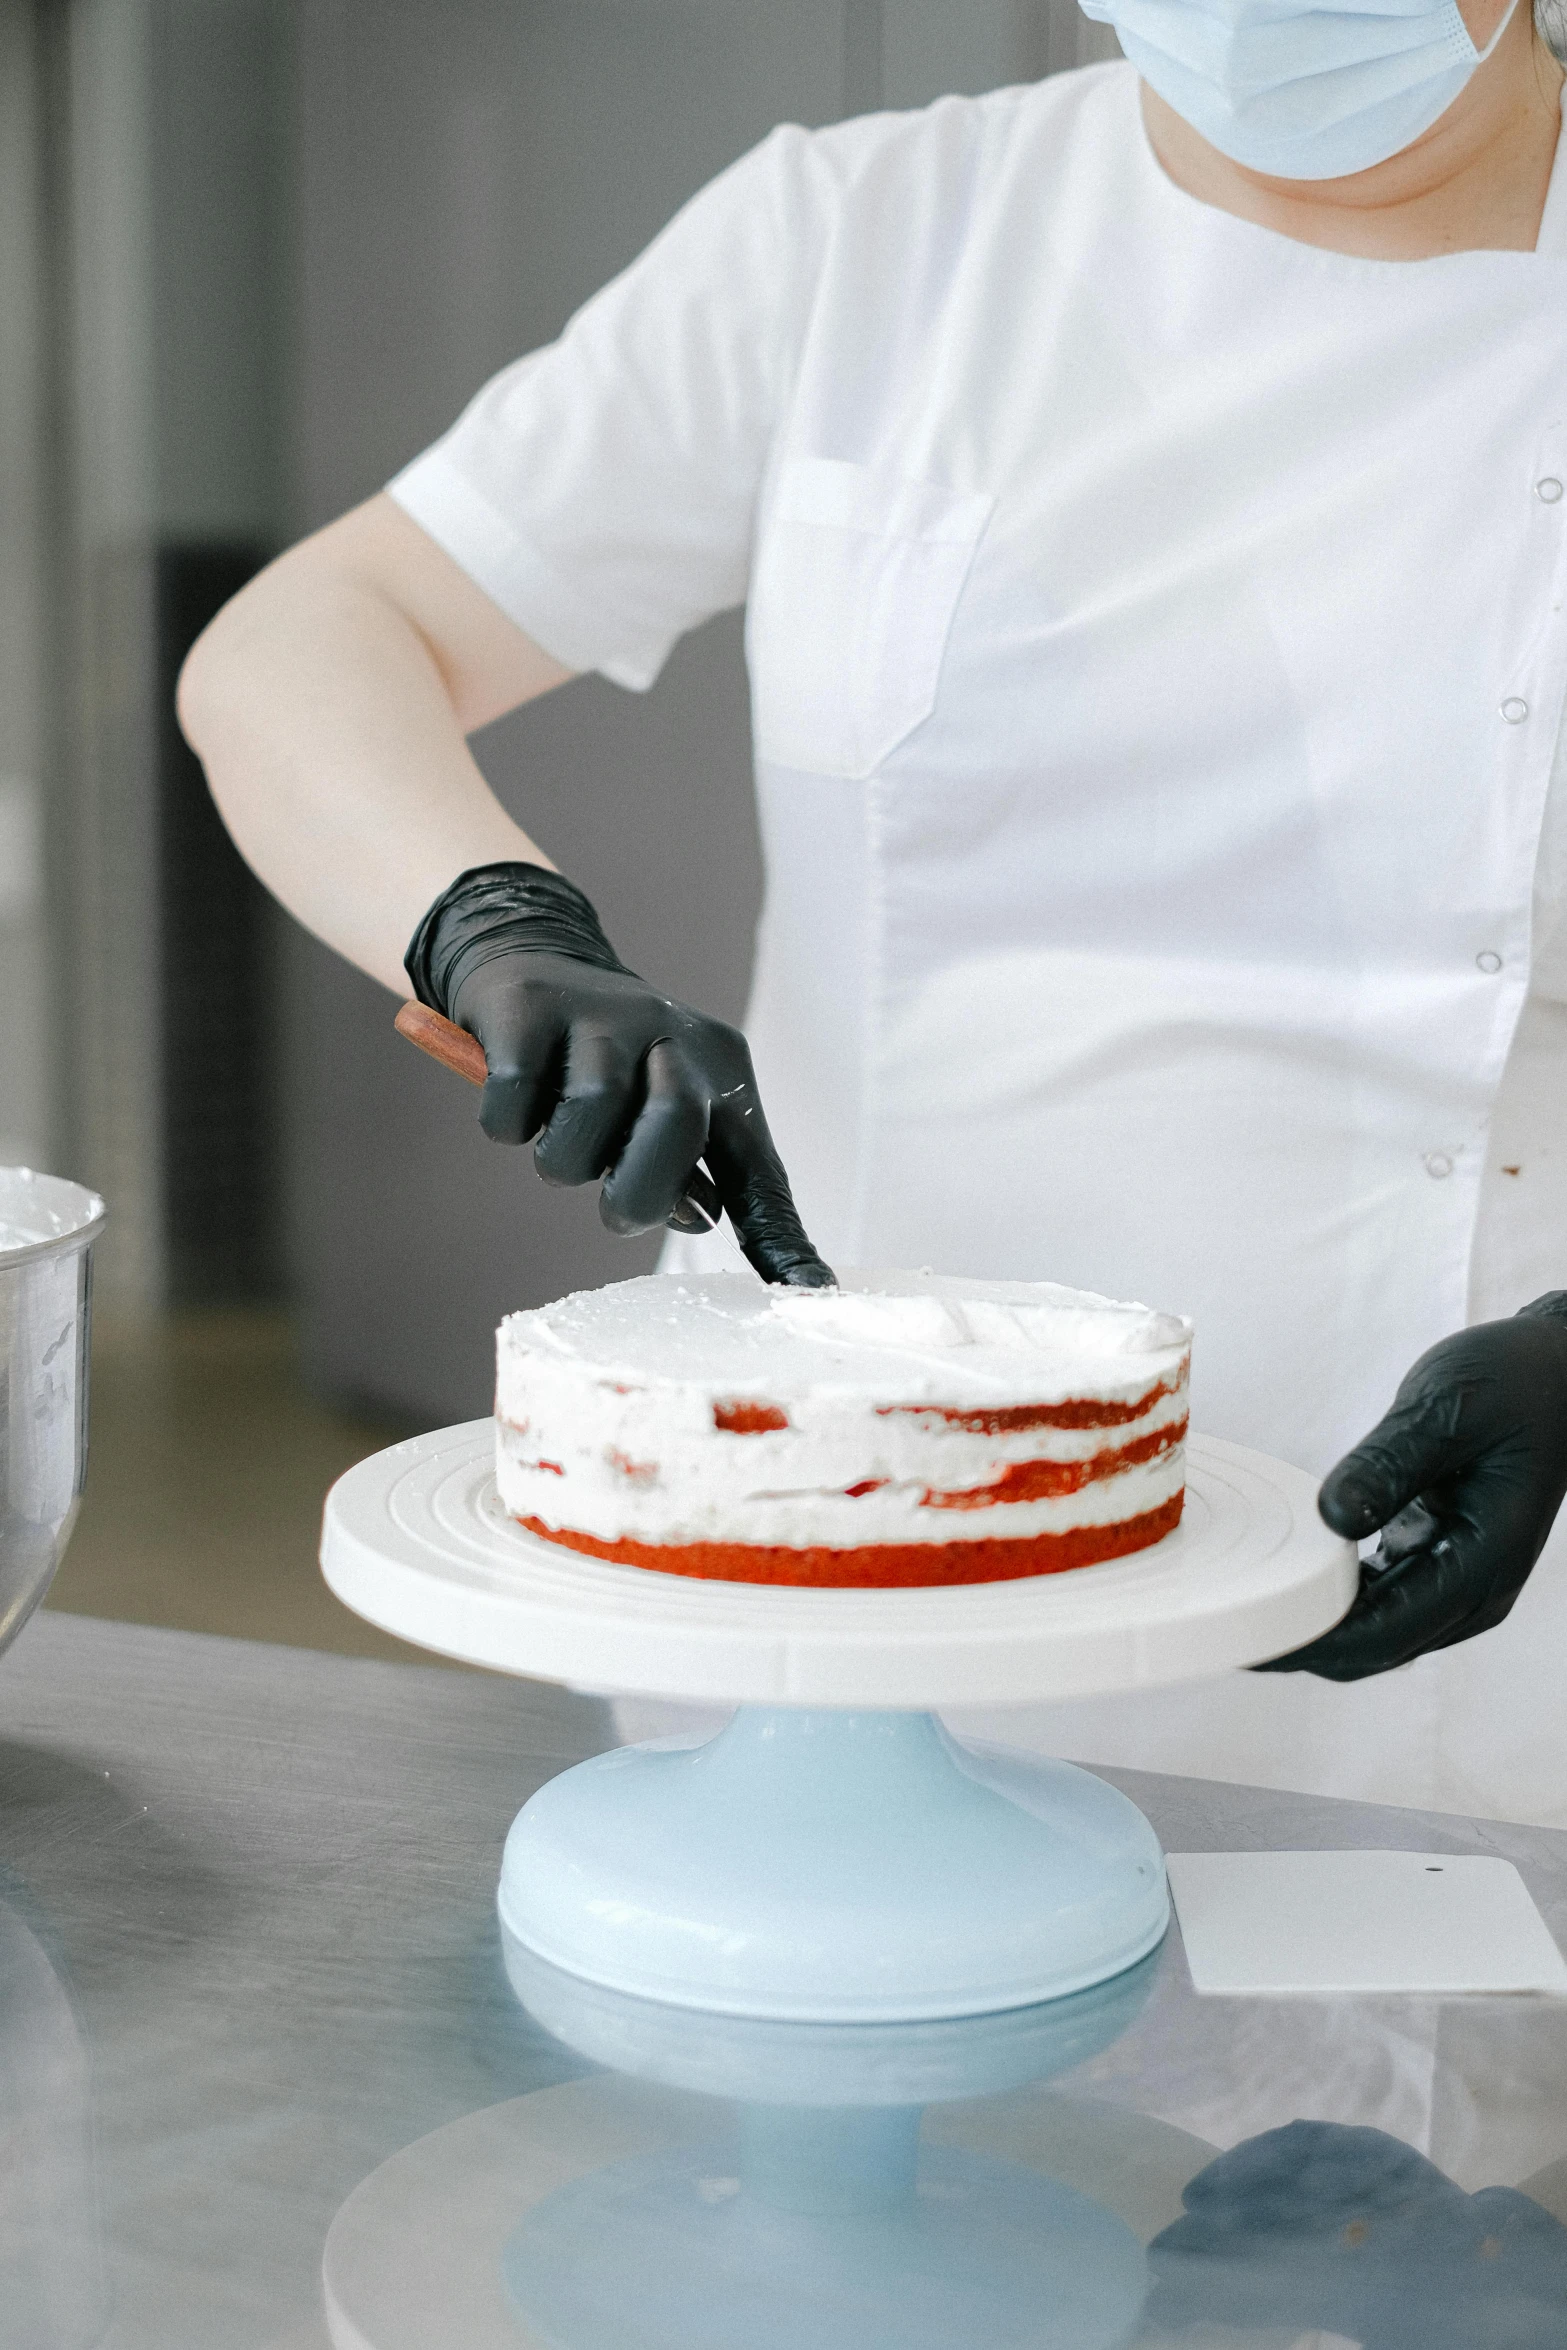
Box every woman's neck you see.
[1141,6,1564,258]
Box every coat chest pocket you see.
[748,458,994,780]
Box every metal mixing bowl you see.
[0,1169,106,1660]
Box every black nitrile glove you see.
[406,862,834,1288]
[1258,1294,1567,1682]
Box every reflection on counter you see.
[7,1611,1567,2346]
[0,1879,109,2348]
[501,1944,1160,2350]
[322,1939,1567,2350]
[503,2133,1144,2350]
[1145,2119,1567,2348]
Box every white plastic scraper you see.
[1167,1850,1567,1997]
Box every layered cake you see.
[495,1270,1191,1589]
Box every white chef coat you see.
[391,63,1567,1826]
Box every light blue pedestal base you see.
[498,1708,1169,2023]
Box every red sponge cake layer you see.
[518,1490,1185,1587]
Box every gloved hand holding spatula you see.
[402,861,834,1288]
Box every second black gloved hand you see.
[1258,1295,1567,1682]
[406,862,834,1288]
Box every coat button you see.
[1476,950,1503,973]
[1538,478,1564,504]
[1425,1152,1455,1179]
[1501,698,1530,724]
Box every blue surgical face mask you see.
[1079,0,1521,181]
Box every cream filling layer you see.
[495,1419,1185,1549]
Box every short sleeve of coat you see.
[387,123,842,693]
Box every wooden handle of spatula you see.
[394,1000,488,1086]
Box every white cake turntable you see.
[321,1424,1354,2023]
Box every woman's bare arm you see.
[177,492,574,994]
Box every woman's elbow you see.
[176,592,248,763]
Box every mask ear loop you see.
[1459,0,1522,67]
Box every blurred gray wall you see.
[0,4,51,1175]
[42,0,291,1308]
[287,0,1118,1423]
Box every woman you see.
[181,0,1567,1823]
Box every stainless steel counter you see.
[4,1612,1566,2348]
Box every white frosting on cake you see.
[768,1287,1188,1361]
[495,1269,1191,1556]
